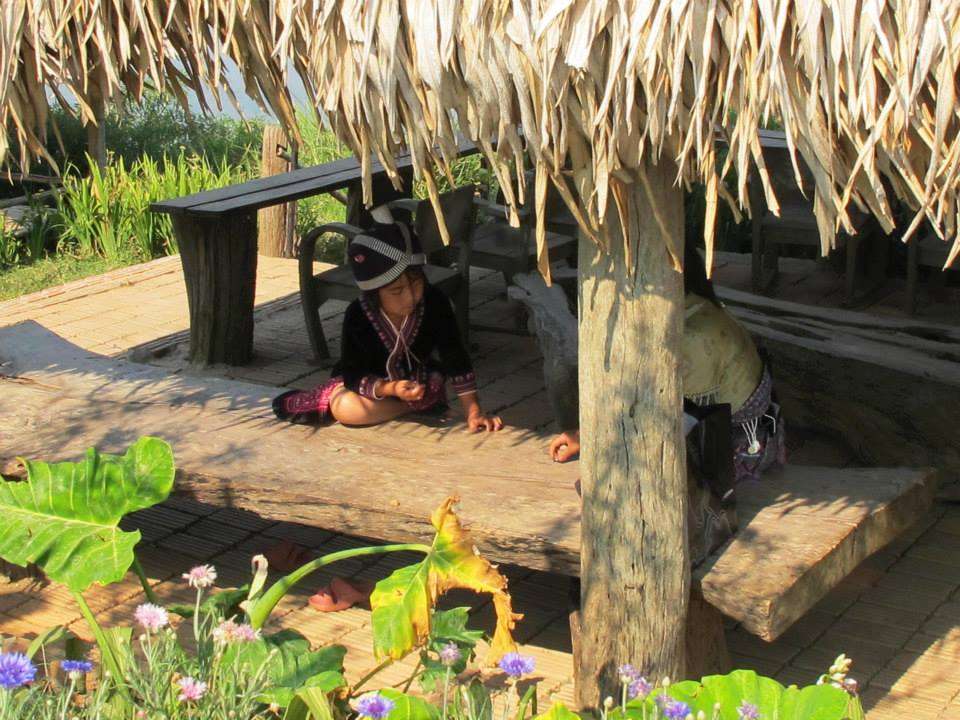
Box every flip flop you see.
[264,539,314,573]
[308,578,374,613]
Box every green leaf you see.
[419,607,483,691]
[297,686,336,720]
[26,625,70,660]
[168,586,249,620]
[462,679,493,720]
[532,702,581,720]
[429,607,484,647]
[371,563,431,660]
[377,688,441,720]
[283,697,311,720]
[222,629,346,708]
[0,437,175,592]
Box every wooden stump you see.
[258,125,297,257]
[172,211,258,366]
[576,168,689,708]
[685,590,732,680]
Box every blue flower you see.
[0,652,37,690]
[498,652,536,678]
[628,676,652,700]
[737,700,760,719]
[618,664,640,683]
[61,659,94,677]
[354,693,396,720]
[662,700,692,719]
[438,642,462,667]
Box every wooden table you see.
[151,137,478,366]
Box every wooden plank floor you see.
[2,254,960,718]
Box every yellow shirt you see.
[682,293,763,413]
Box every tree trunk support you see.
[258,125,298,258]
[172,211,258,366]
[575,167,689,708]
[570,587,730,701]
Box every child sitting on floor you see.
[273,219,502,432]
[271,219,503,611]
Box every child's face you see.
[378,270,425,318]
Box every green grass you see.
[0,254,131,303]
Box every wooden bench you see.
[0,323,938,677]
[150,137,479,367]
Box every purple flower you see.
[61,659,94,678]
[619,664,640,683]
[182,565,217,590]
[662,700,692,719]
[0,652,36,689]
[737,700,760,720]
[842,677,859,696]
[177,676,208,702]
[438,642,462,667]
[628,676,652,700]
[354,693,396,719]
[134,603,169,632]
[498,652,536,678]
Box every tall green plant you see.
[55,153,255,261]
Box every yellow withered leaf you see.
[369,497,522,664]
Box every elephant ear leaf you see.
[370,497,522,665]
[0,437,175,592]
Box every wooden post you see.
[86,86,107,171]
[258,125,297,257]
[172,211,258,366]
[575,166,689,708]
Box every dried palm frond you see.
[3,1,959,270]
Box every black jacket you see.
[332,284,477,399]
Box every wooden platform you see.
[0,323,936,643]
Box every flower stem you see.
[193,588,203,649]
[248,543,431,629]
[442,666,452,720]
[353,658,396,694]
[59,677,76,720]
[131,557,159,604]
[400,657,424,693]
[70,590,129,700]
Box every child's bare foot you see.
[308,578,375,613]
[264,540,314,573]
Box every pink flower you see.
[212,619,260,644]
[182,565,217,590]
[134,603,169,632]
[177,676,208,702]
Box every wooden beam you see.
[576,169,688,706]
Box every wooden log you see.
[0,341,937,644]
[576,170,688,707]
[258,125,297,258]
[86,86,107,171]
[172,210,258,366]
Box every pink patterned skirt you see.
[274,373,448,424]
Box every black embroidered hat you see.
[347,220,426,291]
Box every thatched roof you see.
[3,1,959,271]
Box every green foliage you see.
[0,437,174,592]
[0,253,126,301]
[419,608,484,691]
[21,91,263,174]
[55,153,255,261]
[221,629,346,707]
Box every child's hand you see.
[467,408,504,433]
[549,431,580,463]
[392,380,426,402]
